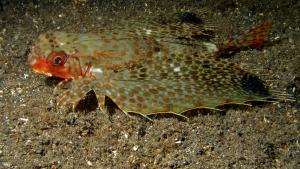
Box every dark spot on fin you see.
[75,90,98,112]
[174,12,204,24]
[104,96,119,116]
[45,76,64,86]
[241,74,270,96]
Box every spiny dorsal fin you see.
[91,12,216,46]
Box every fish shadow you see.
[45,77,64,86]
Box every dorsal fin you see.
[87,12,216,46]
[216,23,272,58]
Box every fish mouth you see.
[28,55,55,77]
[28,54,37,67]
[28,46,90,79]
[28,53,90,80]
[28,54,73,79]
[27,46,55,76]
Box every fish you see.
[28,15,292,118]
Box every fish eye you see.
[48,51,68,66]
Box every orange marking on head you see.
[29,48,92,80]
[30,57,74,79]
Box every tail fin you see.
[217,23,271,57]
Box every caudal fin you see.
[217,23,271,57]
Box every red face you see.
[28,49,89,79]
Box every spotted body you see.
[28,16,286,117]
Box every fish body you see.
[28,18,280,116]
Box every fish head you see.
[28,32,90,79]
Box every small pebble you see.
[133,145,139,151]
[87,160,93,166]
[19,118,29,123]
[175,140,182,144]
[23,73,29,79]
[16,87,22,94]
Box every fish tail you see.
[217,23,272,57]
